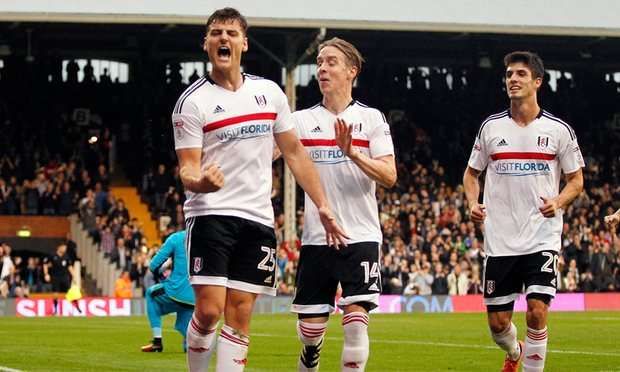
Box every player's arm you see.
[274,128,349,247]
[539,169,584,218]
[334,118,397,188]
[43,261,50,282]
[149,238,174,273]
[463,166,486,223]
[272,143,282,162]
[176,148,224,193]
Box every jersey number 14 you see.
[360,261,379,284]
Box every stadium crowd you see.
[1,57,620,298]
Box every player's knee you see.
[526,306,547,327]
[193,304,222,326]
[488,318,511,334]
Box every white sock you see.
[297,320,327,372]
[152,327,162,338]
[491,322,521,361]
[186,315,218,372]
[341,312,369,372]
[216,324,249,372]
[522,327,548,372]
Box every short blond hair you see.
[318,37,365,77]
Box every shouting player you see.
[172,8,348,372]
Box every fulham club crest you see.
[254,94,267,107]
[486,280,495,295]
[193,257,203,273]
[537,136,549,148]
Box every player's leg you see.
[483,255,523,372]
[215,218,278,372]
[291,244,338,372]
[214,289,257,372]
[174,304,195,352]
[186,216,237,372]
[521,250,558,372]
[188,285,225,371]
[337,242,381,372]
[51,279,61,315]
[142,284,166,352]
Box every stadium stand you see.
[0,26,619,300]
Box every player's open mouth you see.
[509,86,520,92]
[217,46,231,58]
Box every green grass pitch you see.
[0,312,618,371]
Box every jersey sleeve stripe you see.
[300,138,369,148]
[542,111,576,140]
[490,152,556,160]
[203,112,277,132]
[174,78,208,114]
[477,110,508,138]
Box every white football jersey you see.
[294,101,395,245]
[468,109,585,256]
[172,74,294,227]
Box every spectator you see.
[447,261,469,295]
[114,271,133,298]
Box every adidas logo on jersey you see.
[497,138,508,146]
[213,105,225,114]
[311,125,322,133]
[368,282,380,292]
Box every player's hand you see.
[334,118,356,158]
[539,196,560,218]
[604,213,620,230]
[469,203,486,223]
[318,206,349,249]
[197,163,224,193]
[44,274,51,283]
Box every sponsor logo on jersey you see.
[215,123,272,143]
[311,125,322,133]
[537,136,549,148]
[493,161,551,176]
[486,280,495,294]
[352,123,363,133]
[497,138,508,146]
[213,105,225,114]
[307,148,349,164]
[254,94,267,107]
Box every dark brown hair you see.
[206,7,248,34]
[503,51,544,79]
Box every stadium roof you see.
[1,0,620,37]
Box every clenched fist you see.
[197,163,224,193]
